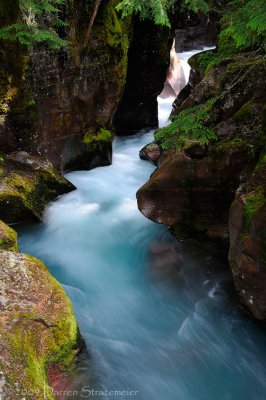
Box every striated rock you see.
[0,0,130,171]
[0,249,82,399]
[0,152,74,224]
[0,219,18,252]
[229,158,266,320]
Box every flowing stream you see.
[17,50,266,400]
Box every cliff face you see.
[0,0,130,172]
[229,158,266,320]
[113,17,170,134]
[137,52,266,319]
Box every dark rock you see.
[113,17,171,135]
[0,0,130,171]
[172,83,192,111]
[229,159,266,320]
[175,27,206,52]
[174,7,220,52]
[183,141,207,159]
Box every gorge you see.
[0,0,265,399]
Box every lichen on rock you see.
[0,250,82,399]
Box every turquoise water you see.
[17,129,266,400]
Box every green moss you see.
[0,220,18,251]
[256,152,266,170]
[83,127,112,145]
[207,155,215,165]
[243,191,265,226]
[0,252,81,399]
[0,163,73,224]
[82,128,113,156]
[90,0,130,104]
[188,49,218,73]
[220,56,266,91]
[215,138,245,153]
[233,101,254,124]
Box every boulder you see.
[0,250,82,399]
[137,146,247,243]
[0,152,74,224]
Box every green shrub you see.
[155,99,217,150]
[0,0,68,49]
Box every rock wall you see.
[137,52,266,319]
[113,17,170,135]
[229,157,266,320]
[0,0,130,172]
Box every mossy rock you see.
[188,49,218,74]
[0,152,75,224]
[0,219,18,251]
[83,127,112,148]
[0,250,82,399]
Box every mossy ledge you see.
[0,224,82,399]
[0,152,75,224]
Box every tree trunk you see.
[82,0,102,49]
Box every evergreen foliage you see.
[116,0,174,27]
[155,99,217,149]
[116,0,210,27]
[221,0,266,50]
[0,0,68,49]
[181,0,209,14]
